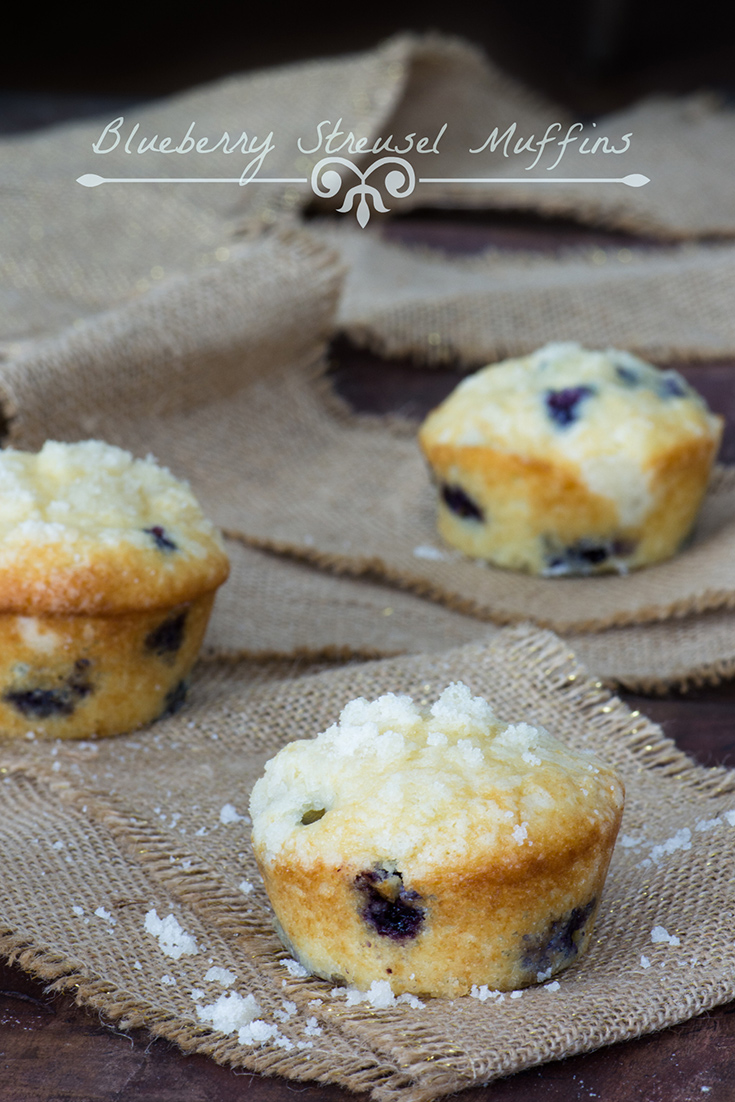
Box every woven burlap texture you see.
[208,541,735,693]
[2,625,735,1101]
[313,223,735,364]
[4,269,733,638]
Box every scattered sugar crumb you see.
[648,828,691,864]
[195,990,261,1037]
[190,988,205,1000]
[204,966,236,987]
[336,980,425,1009]
[239,880,254,895]
[160,974,177,986]
[512,822,529,845]
[509,990,523,999]
[640,956,651,968]
[695,817,722,833]
[94,906,116,925]
[220,803,245,825]
[304,1017,322,1036]
[282,958,308,977]
[619,834,645,848]
[469,985,503,1002]
[144,909,198,959]
[52,840,64,850]
[308,998,323,1007]
[724,810,735,826]
[650,926,680,947]
[536,968,552,983]
[274,1000,298,1022]
[72,905,84,917]
[544,981,561,992]
[413,544,446,561]
[134,960,143,971]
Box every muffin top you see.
[419,343,722,521]
[250,682,624,879]
[0,440,229,614]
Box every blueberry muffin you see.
[0,440,229,738]
[418,343,723,575]
[250,682,624,997]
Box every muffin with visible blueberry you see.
[418,342,723,575]
[249,682,624,997]
[0,440,229,738]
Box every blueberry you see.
[144,525,178,552]
[4,659,93,719]
[355,866,425,942]
[658,372,688,399]
[615,365,640,386]
[544,537,636,575]
[160,678,188,717]
[145,611,187,657]
[521,898,596,975]
[441,483,484,521]
[545,386,595,427]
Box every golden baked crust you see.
[418,343,723,574]
[0,440,229,737]
[250,683,625,996]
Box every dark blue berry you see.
[545,537,635,575]
[355,866,425,942]
[441,483,484,521]
[144,526,178,552]
[658,373,688,399]
[145,611,187,657]
[615,365,640,386]
[160,678,188,717]
[545,386,595,427]
[521,898,596,975]
[4,659,93,718]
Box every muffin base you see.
[0,591,216,738]
[255,813,621,997]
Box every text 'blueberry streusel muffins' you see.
[0,440,229,738]
[250,682,624,997]
[418,342,723,575]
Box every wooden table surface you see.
[2,212,735,1102]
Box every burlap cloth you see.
[2,29,735,1095]
[2,626,735,1101]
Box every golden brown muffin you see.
[250,682,624,997]
[0,440,229,738]
[418,343,723,575]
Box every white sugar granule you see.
[413,544,447,561]
[641,956,651,968]
[94,906,116,925]
[337,981,425,1010]
[160,975,177,986]
[239,880,254,895]
[469,985,503,1002]
[510,990,523,999]
[304,1017,322,1036]
[619,834,645,848]
[648,828,691,864]
[695,817,723,833]
[282,958,309,978]
[724,810,735,826]
[196,990,261,1035]
[204,966,236,987]
[144,909,198,959]
[72,905,84,917]
[650,925,681,947]
[544,981,561,992]
[512,822,529,845]
[274,1000,298,1022]
[220,803,245,825]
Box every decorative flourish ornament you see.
[310,156,417,227]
